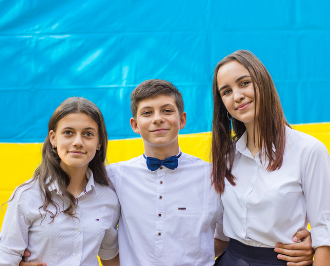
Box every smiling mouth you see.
[150,129,169,133]
[236,102,252,111]
[68,151,86,155]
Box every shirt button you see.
[160,181,163,184]
[159,195,162,199]
[158,213,161,217]
[160,166,163,169]
[158,232,161,236]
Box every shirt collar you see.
[143,147,182,160]
[235,131,248,155]
[48,168,96,195]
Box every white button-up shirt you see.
[215,127,330,248]
[107,152,228,266]
[0,169,120,266]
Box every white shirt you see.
[215,127,330,248]
[0,169,120,266]
[107,152,228,266]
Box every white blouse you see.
[0,169,120,266]
[215,127,330,248]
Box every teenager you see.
[212,50,330,266]
[0,97,120,266]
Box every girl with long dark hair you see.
[0,97,119,266]
[212,50,330,266]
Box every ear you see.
[179,112,187,130]
[97,144,101,150]
[130,117,140,134]
[49,130,56,147]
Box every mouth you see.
[236,101,252,111]
[68,151,86,155]
[150,129,169,134]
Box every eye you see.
[240,80,250,87]
[163,109,174,114]
[63,130,73,135]
[222,88,232,96]
[141,110,152,116]
[84,131,94,137]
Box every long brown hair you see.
[211,50,289,194]
[6,97,109,220]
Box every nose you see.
[233,88,245,102]
[73,134,84,147]
[152,111,164,124]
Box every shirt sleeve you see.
[302,140,330,249]
[98,192,120,260]
[0,189,33,266]
[214,196,229,241]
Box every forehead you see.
[137,94,177,109]
[57,113,98,129]
[217,61,250,84]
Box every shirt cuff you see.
[98,246,119,260]
[310,226,330,249]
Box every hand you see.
[19,249,47,266]
[275,229,314,266]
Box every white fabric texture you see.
[107,152,228,266]
[214,127,330,249]
[0,169,120,266]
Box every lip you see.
[236,101,252,111]
[68,151,86,155]
[150,129,169,134]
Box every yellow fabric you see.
[1,123,329,226]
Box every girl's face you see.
[49,113,101,174]
[217,60,258,127]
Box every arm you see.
[275,229,313,266]
[0,190,34,266]
[214,238,229,258]
[98,195,120,262]
[101,254,119,266]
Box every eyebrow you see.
[140,103,174,109]
[218,75,251,92]
[61,127,97,131]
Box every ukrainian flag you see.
[1,0,330,231]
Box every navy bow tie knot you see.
[144,152,182,171]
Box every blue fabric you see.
[214,239,313,266]
[0,1,330,143]
[143,152,182,171]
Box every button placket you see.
[72,205,83,265]
[155,168,165,257]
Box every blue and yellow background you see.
[1,0,330,227]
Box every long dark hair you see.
[211,50,289,194]
[6,97,109,219]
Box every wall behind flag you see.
[1,0,330,226]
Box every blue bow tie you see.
[143,152,182,171]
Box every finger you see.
[19,262,47,266]
[277,253,312,264]
[23,249,31,257]
[287,260,314,266]
[292,229,310,242]
[276,242,311,251]
[274,247,310,257]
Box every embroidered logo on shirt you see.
[178,207,186,210]
[96,219,99,221]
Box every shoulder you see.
[11,179,40,201]
[93,183,119,206]
[180,153,212,170]
[286,127,328,154]
[106,155,144,176]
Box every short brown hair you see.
[130,79,184,117]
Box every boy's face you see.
[130,94,186,150]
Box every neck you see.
[60,163,88,198]
[144,141,180,160]
[245,122,261,158]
